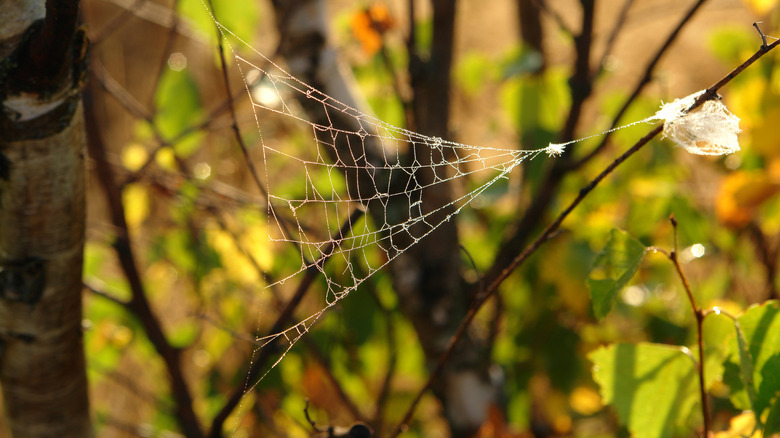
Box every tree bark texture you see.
[0,0,92,436]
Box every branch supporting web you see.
[202,3,741,389]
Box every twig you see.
[304,399,327,432]
[83,281,130,307]
[208,207,366,437]
[667,216,710,436]
[84,89,204,438]
[389,37,780,436]
[569,0,709,170]
[754,22,768,48]
[532,0,574,37]
[90,60,154,122]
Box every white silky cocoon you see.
[654,91,741,156]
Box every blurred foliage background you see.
[52,0,780,436]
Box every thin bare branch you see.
[668,216,710,436]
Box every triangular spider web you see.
[200,2,740,397]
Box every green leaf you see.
[587,229,647,319]
[724,300,780,430]
[179,0,260,46]
[455,52,497,96]
[708,27,756,64]
[500,69,569,135]
[767,396,780,435]
[702,312,737,389]
[734,318,758,412]
[168,319,199,348]
[154,68,204,157]
[589,342,699,438]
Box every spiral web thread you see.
[205,8,740,389]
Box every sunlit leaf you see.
[155,146,177,172]
[724,300,780,430]
[589,342,699,438]
[587,229,647,319]
[179,0,260,45]
[750,107,780,158]
[121,143,149,171]
[702,310,739,389]
[122,183,150,228]
[205,223,269,285]
[713,411,763,438]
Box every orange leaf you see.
[716,170,780,227]
[350,2,395,56]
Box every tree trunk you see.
[0,0,92,436]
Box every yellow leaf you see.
[207,225,261,284]
[730,76,767,131]
[155,146,177,172]
[714,411,763,438]
[241,224,273,271]
[742,0,778,14]
[121,143,149,171]
[122,183,150,228]
[750,107,780,158]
